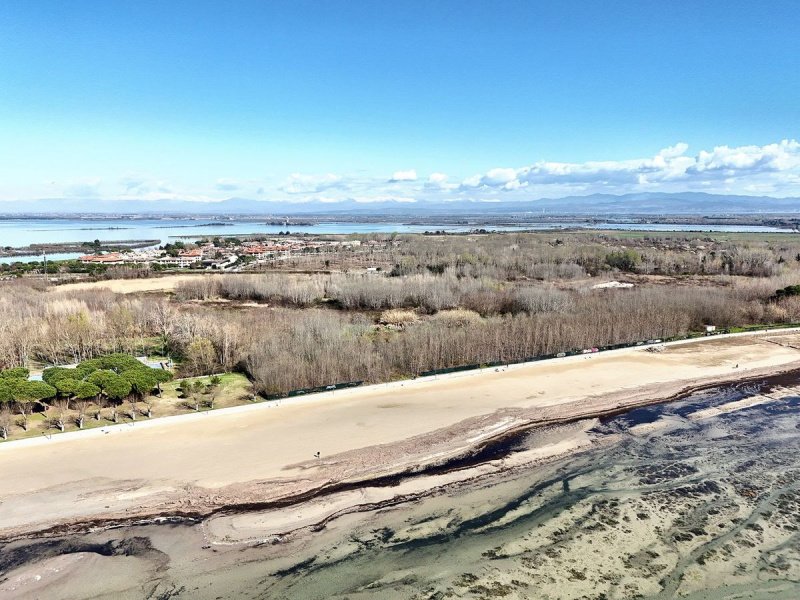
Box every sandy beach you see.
[2,330,800,542]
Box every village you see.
[78,236,374,270]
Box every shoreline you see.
[3,361,796,545]
[2,330,800,542]
[3,327,799,452]
[0,239,161,259]
[196,362,800,543]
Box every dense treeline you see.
[252,232,797,280]
[0,368,55,438]
[42,353,172,427]
[3,275,800,397]
[0,281,174,366]
[377,233,794,279]
[175,272,572,315]
[0,354,170,438]
[240,284,800,394]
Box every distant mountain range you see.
[1,192,799,216]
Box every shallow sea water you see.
[2,381,800,599]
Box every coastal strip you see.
[2,330,800,541]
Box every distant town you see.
[77,236,376,271]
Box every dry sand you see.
[55,274,202,294]
[2,331,800,540]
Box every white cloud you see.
[350,195,417,203]
[389,169,417,182]
[659,142,690,158]
[689,140,800,175]
[461,139,800,195]
[14,139,800,205]
[425,172,457,190]
[462,167,520,190]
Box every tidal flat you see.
[2,379,800,599]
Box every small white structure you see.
[592,280,634,290]
[705,325,717,333]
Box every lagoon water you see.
[2,380,799,599]
[1,218,795,264]
[0,217,795,249]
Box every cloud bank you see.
[461,140,800,194]
[7,140,800,204]
[389,169,418,182]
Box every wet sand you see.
[2,331,800,542]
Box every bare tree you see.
[190,380,205,411]
[0,404,12,440]
[50,396,71,432]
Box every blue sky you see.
[1,0,799,204]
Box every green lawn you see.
[160,372,254,410]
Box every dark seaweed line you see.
[208,367,800,518]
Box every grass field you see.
[159,372,254,410]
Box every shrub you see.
[379,309,419,326]
[774,285,800,300]
[605,250,640,272]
